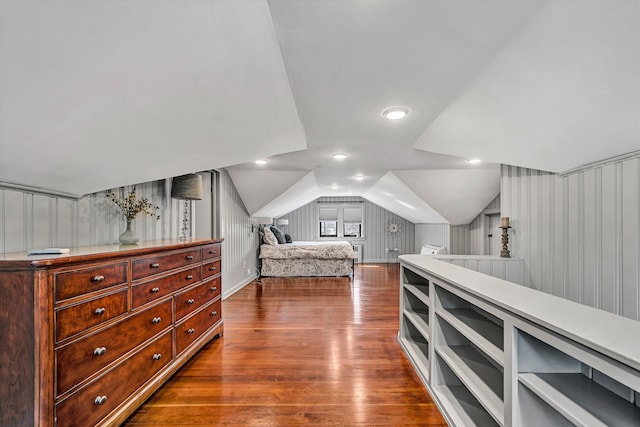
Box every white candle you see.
[501,217,510,228]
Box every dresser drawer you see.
[132,266,200,308]
[56,290,128,342]
[202,242,221,260]
[56,300,172,397]
[202,259,221,279]
[55,262,127,302]
[175,276,221,321]
[55,331,172,427]
[176,298,222,354]
[132,248,201,280]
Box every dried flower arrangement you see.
[107,187,160,221]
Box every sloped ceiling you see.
[1,1,638,225]
[0,0,305,196]
[413,0,640,172]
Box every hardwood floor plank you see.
[123,264,446,426]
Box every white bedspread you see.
[259,241,354,260]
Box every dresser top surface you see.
[0,238,222,268]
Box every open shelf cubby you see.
[434,285,504,365]
[517,329,640,427]
[434,315,504,425]
[402,267,430,294]
[400,313,430,377]
[403,289,429,327]
[433,353,501,427]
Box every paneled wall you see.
[415,223,450,254]
[501,155,640,321]
[0,180,181,254]
[218,169,258,297]
[449,225,471,255]
[277,197,415,263]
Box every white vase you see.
[119,219,140,245]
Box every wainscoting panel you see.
[500,154,640,321]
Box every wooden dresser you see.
[0,239,224,427]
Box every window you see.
[318,205,363,239]
[319,208,338,237]
[343,208,362,237]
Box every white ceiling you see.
[1,1,638,225]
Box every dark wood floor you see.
[123,264,446,426]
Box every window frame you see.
[317,204,364,240]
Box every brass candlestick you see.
[500,226,511,258]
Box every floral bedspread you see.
[259,241,354,260]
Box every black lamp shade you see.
[171,174,203,200]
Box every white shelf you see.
[437,307,503,366]
[433,384,500,427]
[400,337,430,383]
[404,283,430,307]
[519,372,640,427]
[404,311,429,340]
[436,345,504,426]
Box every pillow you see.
[285,233,293,243]
[270,226,286,244]
[262,227,278,245]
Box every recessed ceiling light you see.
[353,175,366,181]
[331,152,349,160]
[255,158,269,165]
[331,184,340,190]
[382,107,409,120]
[466,158,482,164]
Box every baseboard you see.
[362,259,401,264]
[222,274,257,300]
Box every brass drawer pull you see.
[209,266,217,271]
[211,310,218,316]
[186,255,194,260]
[94,307,106,315]
[210,286,218,292]
[151,317,162,324]
[94,395,107,405]
[92,275,105,282]
[152,353,162,361]
[187,328,195,334]
[187,299,195,305]
[151,287,160,293]
[93,347,107,356]
[150,263,160,269]
[186,275,193,280]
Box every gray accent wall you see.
[501,155,640,321]
[277,196,415,263]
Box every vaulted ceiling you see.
[1,1,638,224]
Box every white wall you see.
[217,169,258,297]
[276,196,415,263]
[0,180,180,253]
[501,155,640,321]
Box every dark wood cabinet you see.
[0,239,223,427]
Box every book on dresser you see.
[0,238,224,427]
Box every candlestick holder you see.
[500,226,511,258]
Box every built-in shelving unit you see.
[398,254,640,427]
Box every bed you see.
[259,240,355,277]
